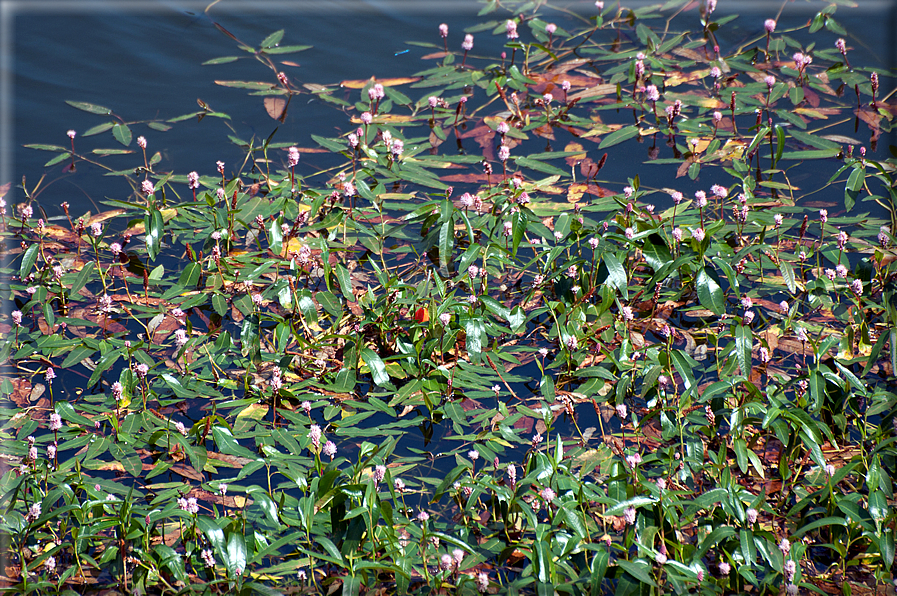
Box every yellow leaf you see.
[236,403,269,420]
[350,113,415,124]
[340,77,422,89]
[126,209,178,235]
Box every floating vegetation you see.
[3,0,897,594]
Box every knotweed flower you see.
[141,180,155,195]
[851,279,863,296]
[440,553,453,571]
[49,413,62,431]
[765,19,776,33]
[177,497,199,514]
[439,312,451,326]
[746,508,758,524]
[625,227,634,240]
[624,506,636,525]
[616,404,628,419]
[373,465,386,484]
[175,421,188,436]
[360,112,372,125]
[201,549,215,567]
[394,478,406,493]
[468,449,479,461]
[309,425,322,451]
[288,147,300,167]
[541,487,556,502]
[187,171,200,190]
[323,441,337,459]
[112,382,123,402]
[462,34,473,52]
[507,464,517,488]
[137,136,147,149]
[439,23,448,39]
[695,191,707,208]
[11,310,21,326]
[175,329,188,347]
[693,228,706,242]
[498,145,510,162]
[506,20,518,40]
[779,538,791,556]
[819,209,828,223]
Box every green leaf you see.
[317,290,343,319]
[112,123,132,146]
[735,324,752,376]
[602,252,628,299]
[203,56,240,65]
[334,264,353,300]
[66,100,113,115]
[465,317,486,362]
[212,293,228,317]
[616,559,658,587]
[311,134,346,153]
[154,545,187,583]
[83,122,116,136]
[109,443,142,477]
[788,127,841,151]
[514,157,569,177]
[144,208,164,261]
[178,262,202,288]
[779,260,797,293]
[56,401,96,427]
[360,347,390,387]
[262,44,312,54]
[260,29,284,48]
[20,243,39,279]
[439,219,453,271]
[61,345,94,369]
[226,532,247,576]
[779,149,839,160]
[671,350,697,392]
[598,125,640,149]
[196,516,227,556]
[880,528,895,567]
[696,266,725,316]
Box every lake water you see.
[7,0,896,220]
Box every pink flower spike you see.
[764,19,776,33]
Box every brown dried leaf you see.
[563,143,587,166]
[264,96,287,120]
[567,84,617,102]
[9,378,33,408]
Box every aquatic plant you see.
[3,0,897,594]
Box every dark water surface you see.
[7,0,897,220]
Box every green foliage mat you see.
[3,1,897,594]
